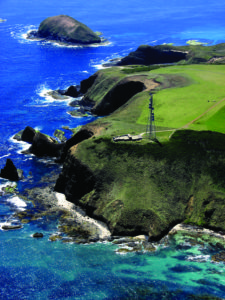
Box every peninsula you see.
[54,60,225,241]
[13,43,225,242]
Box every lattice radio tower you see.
[146,92,156,140]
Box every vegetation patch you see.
[57,64,225,239]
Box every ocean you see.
[1,0,225,299]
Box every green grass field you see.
[90,64,225,142]
[137,64,225,133]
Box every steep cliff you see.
[117,44,187,65]
[117,43,225,66]
[55,130,225,240]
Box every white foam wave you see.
[0,154,11,160]
[50,39,111,49]
[186,254,210,262]
[0,181,16,190]
[0,222,11,231]
[38,158,55,164]
[91,52,122,69]
[7,196,27,211]
[0,218,22,231]
[94,64,108,70]
[30,104,54,107]
[38,87,59,103]
[34,126,43,131]
[9,135,31,154]
[10,25,37,44]
[37,85,72,104]
[21,28,112,49]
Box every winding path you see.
[181,96,225,129]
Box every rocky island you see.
[27,15,102,45]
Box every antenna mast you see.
[146,93,156,140]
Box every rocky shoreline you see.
[2,43,225,248]
[169,223,225,240]
[2,152,225,256]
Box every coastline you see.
[5,42,225,243]
[169,223,225,240]
[19,182,111,242]
[54,192,111,240]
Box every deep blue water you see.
[1,0,225,299]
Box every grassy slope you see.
[84,64,225,140]
[74,130,225,238]
[70,64,225,239]
[83,67,124,107]
[138,64,225,132]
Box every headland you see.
[5,42,225,244]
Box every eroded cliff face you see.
[54,130,225,240]
[55,152,96,203]
[92,78,146,116]
[117,45,187,66]
[116,43,225,65]
[80,71,151,116]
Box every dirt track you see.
[182,96,225,128]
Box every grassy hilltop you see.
[56,64,225,240]
[82,64,225,139]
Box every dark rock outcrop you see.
[21,126,36,143]
[92,78,146,115]
[0,159,23,181]
[28,15,101,45]
[55,155,96,203]
[13,126,36,143]
[2,224,22,230]
[54,129,67,143]
[80,73,98,94]
[32,232,44,238]
[212,251,225,262]
[61,85,80,98]
[58,128,94,162]
[117,45,187,66]
[13,130,24,141]
[29,132,64,157]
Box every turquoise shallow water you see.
[2,224,225,299]
[1,0,225,298]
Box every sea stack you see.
[28,15,101,45]
[0,158,23,181]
